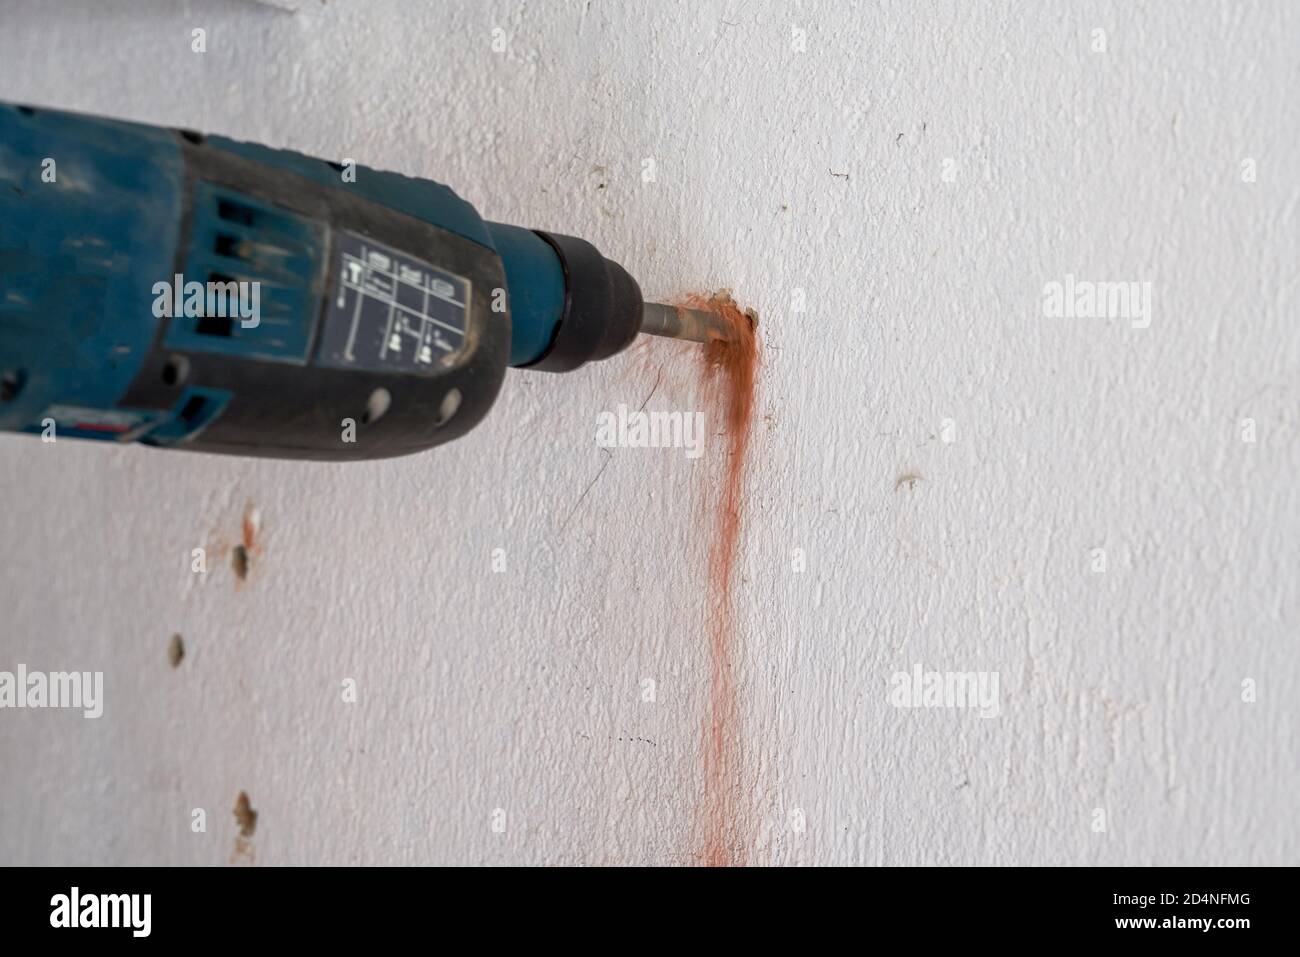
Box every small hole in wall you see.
[231,544,249,580]
[168,633,185,668]
[233,791,257,838]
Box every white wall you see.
[0,0,1295,866]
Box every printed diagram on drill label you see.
[317,232,470,375]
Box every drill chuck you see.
[520,231,644,373]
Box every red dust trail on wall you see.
[685,292,759,866]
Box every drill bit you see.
[640,303,736,344]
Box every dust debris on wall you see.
[231,505,261,583]
[895,471,923,492]
[683,293,760,867]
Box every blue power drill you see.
[0,103,728,460]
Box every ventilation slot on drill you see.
[194,271,238,337]
[178,394,209,423]
[139,386,232,447]
[195,316,234,337]
[164,183,326,363]
[216,199,257,226]
[213,233,241,258]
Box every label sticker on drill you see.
[34,405,158,442]
[316,232,471,374]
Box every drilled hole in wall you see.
[168,633,185,668]
[231,544,249,580]
[233,791,257,837]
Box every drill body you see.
[0,104,643,459]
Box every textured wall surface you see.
[0,0,1296,866]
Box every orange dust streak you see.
[685,292,759,866]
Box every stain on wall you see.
[688,295,760,866]
[232,791,257,863]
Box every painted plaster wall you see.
[0,0,1296,866]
